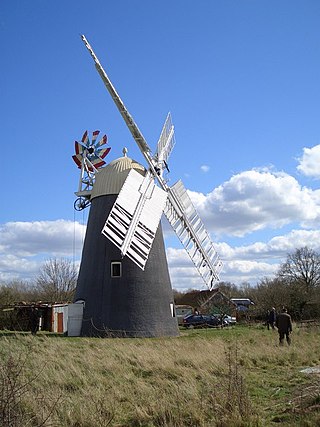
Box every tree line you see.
[176,246,320,321]
[1,247,320,320]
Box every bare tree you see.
[216,281,240,299]
[278,247,320,290]
[36,258,78,302]
[277,247,320,318]
[250,277,288,319]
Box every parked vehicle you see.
[175,305,193,325]
[223,315,237,325]
[182,314,224,328]
[211,313,237,326]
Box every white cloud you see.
[167,228,320,290]
[0,220,86,256]
[0,220,85,281]
[297,144,320,179]
[0,254,40,282]
[217,229,320,261]
[189,169,320,236]
[200,165,210,173]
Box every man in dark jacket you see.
[276,308,293,345]
[267,307,276,330]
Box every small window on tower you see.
[111,261,122,278]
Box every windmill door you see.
[57,312,64,333]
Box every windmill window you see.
[111,261,122,278]
[170,303,175,317]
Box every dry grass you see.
[0,324,319,426]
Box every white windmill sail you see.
[81,35,223,289]
[154,112,175,176]
[165,181,223,287]
[102,169,167,269]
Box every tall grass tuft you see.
[0,344,61,427]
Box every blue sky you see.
[1,1,320,290]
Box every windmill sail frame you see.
[81,35,222,289]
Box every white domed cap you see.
[91,154,145,199]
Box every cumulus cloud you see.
[217,229,320,261]
[297,144,320,179]
[167,228,320,290]
[0,220,86,281]
[0,220,86,256]
[188,169,320,236]
[0,254,40,282]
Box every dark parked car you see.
[182,314,223,328]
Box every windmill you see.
[72,35,223,337]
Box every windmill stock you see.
[73,35,223,337]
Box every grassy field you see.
[0,324,319,426]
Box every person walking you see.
[267,307,276,330]
[276,307,292,345]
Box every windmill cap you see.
[91,154,145,198]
